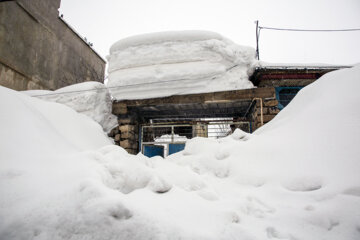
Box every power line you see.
[30,87,107,97]
[259,26,360,32]
[29,64,351,98]
[30,64,241,97]
[29,22,359,97]
[30,75,219,97]
[254,20,360,60]
[30,78,199,97]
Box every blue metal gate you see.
[143,145,164,158]
[141,121,250,157]
[168,143,185,155]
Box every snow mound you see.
[1,65,360,239]
[24,82,118,133]
[107,30,256,100]
[0,86,112,155]
[166,65,360,239]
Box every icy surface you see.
[1,66,360,239]
[107,31,256,100]
[24,82,118,133]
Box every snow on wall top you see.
[107,30,256,100]
[24,82,118,133]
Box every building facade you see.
[0,0,105,91]
[109,65,348,156]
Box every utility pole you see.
[255,20,260,60]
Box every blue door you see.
[168,144,185,155]
[144,145,164,158]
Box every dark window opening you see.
[275,87,303,109]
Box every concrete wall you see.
[0,0,105,91]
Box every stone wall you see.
[110,88,278,154]
[109,95,280,155]
[108,108,140,155]
[250,97,279,131]
[0,0,105,91]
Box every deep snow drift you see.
[1,66,360,240]
[24,82,118,133]
[107,31,256,100]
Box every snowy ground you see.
[1,66,360,240]
[107,31,256,100]
[24,82,118,133]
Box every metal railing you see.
[140,121,250,155]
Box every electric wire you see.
[30,25,359,97]
[30,65,240,97]
[30,64,349,97]
[259,26,360,32]
[30,77,204,97]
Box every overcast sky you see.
[59,0,360,66]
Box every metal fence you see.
[140,120,250,156]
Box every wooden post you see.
[259,98,264,126]
[253,97,264,126]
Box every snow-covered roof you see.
[109,30,224,54]
[107,31,256,100]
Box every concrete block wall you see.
[0,0,105,91]
[0,62,45,90]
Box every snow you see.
[155,134,188,143]
[1,65,360,239]
[107,31,256,100]
[109,30,224,53]
[24,82,118,133]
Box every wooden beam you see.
[113,87,276,112]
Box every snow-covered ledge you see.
[23,82,118,133]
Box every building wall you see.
[0,0,105,91]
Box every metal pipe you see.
[255,20,260,60]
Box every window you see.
[275,87,303,109]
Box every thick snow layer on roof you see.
[110,30,224,53]
[24,82,118,133]
[107,31,256,100]
[1,65,360,239]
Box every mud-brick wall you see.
[0,0,105,91]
